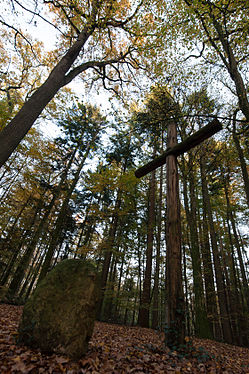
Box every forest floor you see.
[0,304,249,373]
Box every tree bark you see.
[152,166,163,329]
[97,188,123,320]
[199,157,221,340]
[182,157,211,338]
[232,122,249,208]
[138,166,156,328]
[0,25,95,167]
[200,156,233,344]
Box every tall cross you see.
[135,118,222,348]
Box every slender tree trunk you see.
[138,163,156,328]
[232,122,249,208]
[38,147,91,283]
[5,199,43,298]
[182,158,211,338]
[0,240,23,286]
[24,252,44,300]
[0,195,32,280]
[97,188,123,320]
[113,250,126,320]
[2,150,76,293]
[200,156,232,344]
[199,159,221,340]
[152,166,163,329]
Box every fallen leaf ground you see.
[0,304,249,373]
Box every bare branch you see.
[103,0,144,28]
[184,43,205,61]
[12,0,67,37]
[0,19,36,56]
[62,49,133,86]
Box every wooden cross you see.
[135,118,222,178]
[135,118,222,348]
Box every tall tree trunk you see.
[0,23,95,167]
[138,166,156,328]
[200,156,233,344]
[2,150,76,293]
[97,188,123,320]
[152,166,163,329]
[6,199,43,298]
[182,158,211,338]
[232,118,249,208]
[38,147,91,283]
[199,158,221,340]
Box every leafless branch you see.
[0,19,36,56]
[184,43,205,61]
[12,0,67,37]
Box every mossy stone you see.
[18,259,100,359]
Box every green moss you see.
[18,259,100,359]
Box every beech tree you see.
[172,0,249,124]
[0,0,166,167]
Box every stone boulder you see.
[18,259,100,359]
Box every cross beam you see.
[135,118,222,178]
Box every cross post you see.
[135,118,222,348]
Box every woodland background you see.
[0,0,248,351]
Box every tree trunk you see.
[3,150,76,293]
[232,123,249,208]
[97,188,123,320]
[138,166,156,328]
[199,157,221,340]
[200,156,233,344]
[152,166,163,329]
[6,199,43,299]
[37,147,90,283]
[182,158,211,338]
[0,25,95,167]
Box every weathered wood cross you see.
[135,118,222,347]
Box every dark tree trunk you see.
[138,166,155,328]
[0,26,94,167]
[152,166,163,329]
[3,150,76,293]
[97,188,122,320]
[6,199,43,298]
[199,157,221,340]
[232,124,249,208]
[182,158,211,339]
[37,147,90,283]
[200,157,233,344]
